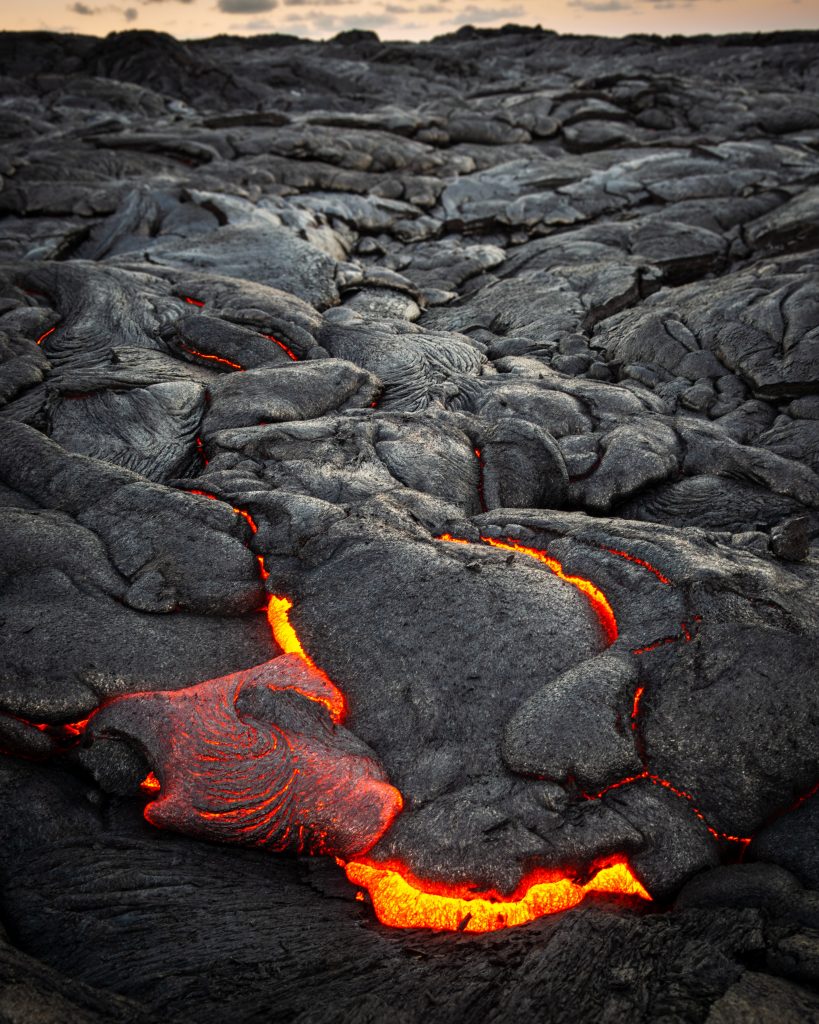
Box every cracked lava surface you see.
[0,23,818,1024]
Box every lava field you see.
[0,24,818,1024]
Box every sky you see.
[2,0,817,43]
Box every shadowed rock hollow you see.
[0,24,818,1024]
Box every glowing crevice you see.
[602,547,672,586]
[262,333,298,361]
[184,489,259,534]
[266,596,346,724]
[584,771,750,845]
[631,616,702,656]
[343,859,650,933]
[195,436,209,467]
[631,685,645,730]
[179,342,243,370]
[473,447,488,513]
[437,534,618,646]
[36,326,56,346]
[140,771,161,794]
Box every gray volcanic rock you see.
[0,23,818,1024]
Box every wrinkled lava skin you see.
[87,656,402,859]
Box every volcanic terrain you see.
[0,24,818,1023]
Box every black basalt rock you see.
[0,24,817,1024]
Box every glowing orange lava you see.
[195,436,209,467]
[343,859,650,932]
[186,489,258,533]
[584,772,750,845]
[631,617,701,656]
[262,333,298,361]
[437,534,618,645]
[36,326,56,345]
[602,547,672,586]
[266,596,346,723]
[473,448,487,513]
[631,685,645,729]
[179,343,243,370]
[183,296,205,307]
[140,772,161,794]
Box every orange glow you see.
[257,555,270,580]
[631,685,645,729]
[631,617,701,656]
[266,596,346,723]
[481,538,617,644]
[140,771,161,794]
[602,547,672,586]
[473,448,487,513]
[585,771,750,844]
[179,343,243,370]
[58,716,91,738]
[185,489,259,534]
[343,859,650,933]
[10,713,93,742]
[437,535,618,646]
[262,333,298,361]
[195,436,209,466]
[183,296,205,307]
[233,507,258,533]
[36,326,56,345]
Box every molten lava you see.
[631,685,645,729]
[473,447,487,512]
[262,333,298,361]
[195,436,209,467]
[266,596,346,723]
[185,489,259,534]
[140,772,161,794]
[583,772,750,845]
[437,534,618,645]
[179,343,243,371]
[344,859,650,933]
[104,659,401,859]
[602,547,672,586]
[36,326,56,346]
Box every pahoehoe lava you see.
[0,23,818,1024]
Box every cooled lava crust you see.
[0,23,818,1024]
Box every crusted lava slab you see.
[0,23,818,1024]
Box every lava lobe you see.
[86,655,402,859]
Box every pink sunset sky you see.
[1,0,817,42]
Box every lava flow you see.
[437,534,618,645]
[35,326,56,346]
[255,528,646,930]
[344,859,650,933]
[262,332,298,361]
[266,596,346,723]
[179,343,243,370]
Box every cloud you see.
[449,4,524,25]
[217,0,277,11]
[228,15,279,27]
[68,0,142,13]
[141,0,195,6]
[418,2,445,9]
[568,0,631,10]
[284,0,353,5]
[385,3,412,11]
[300,8,398,32]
